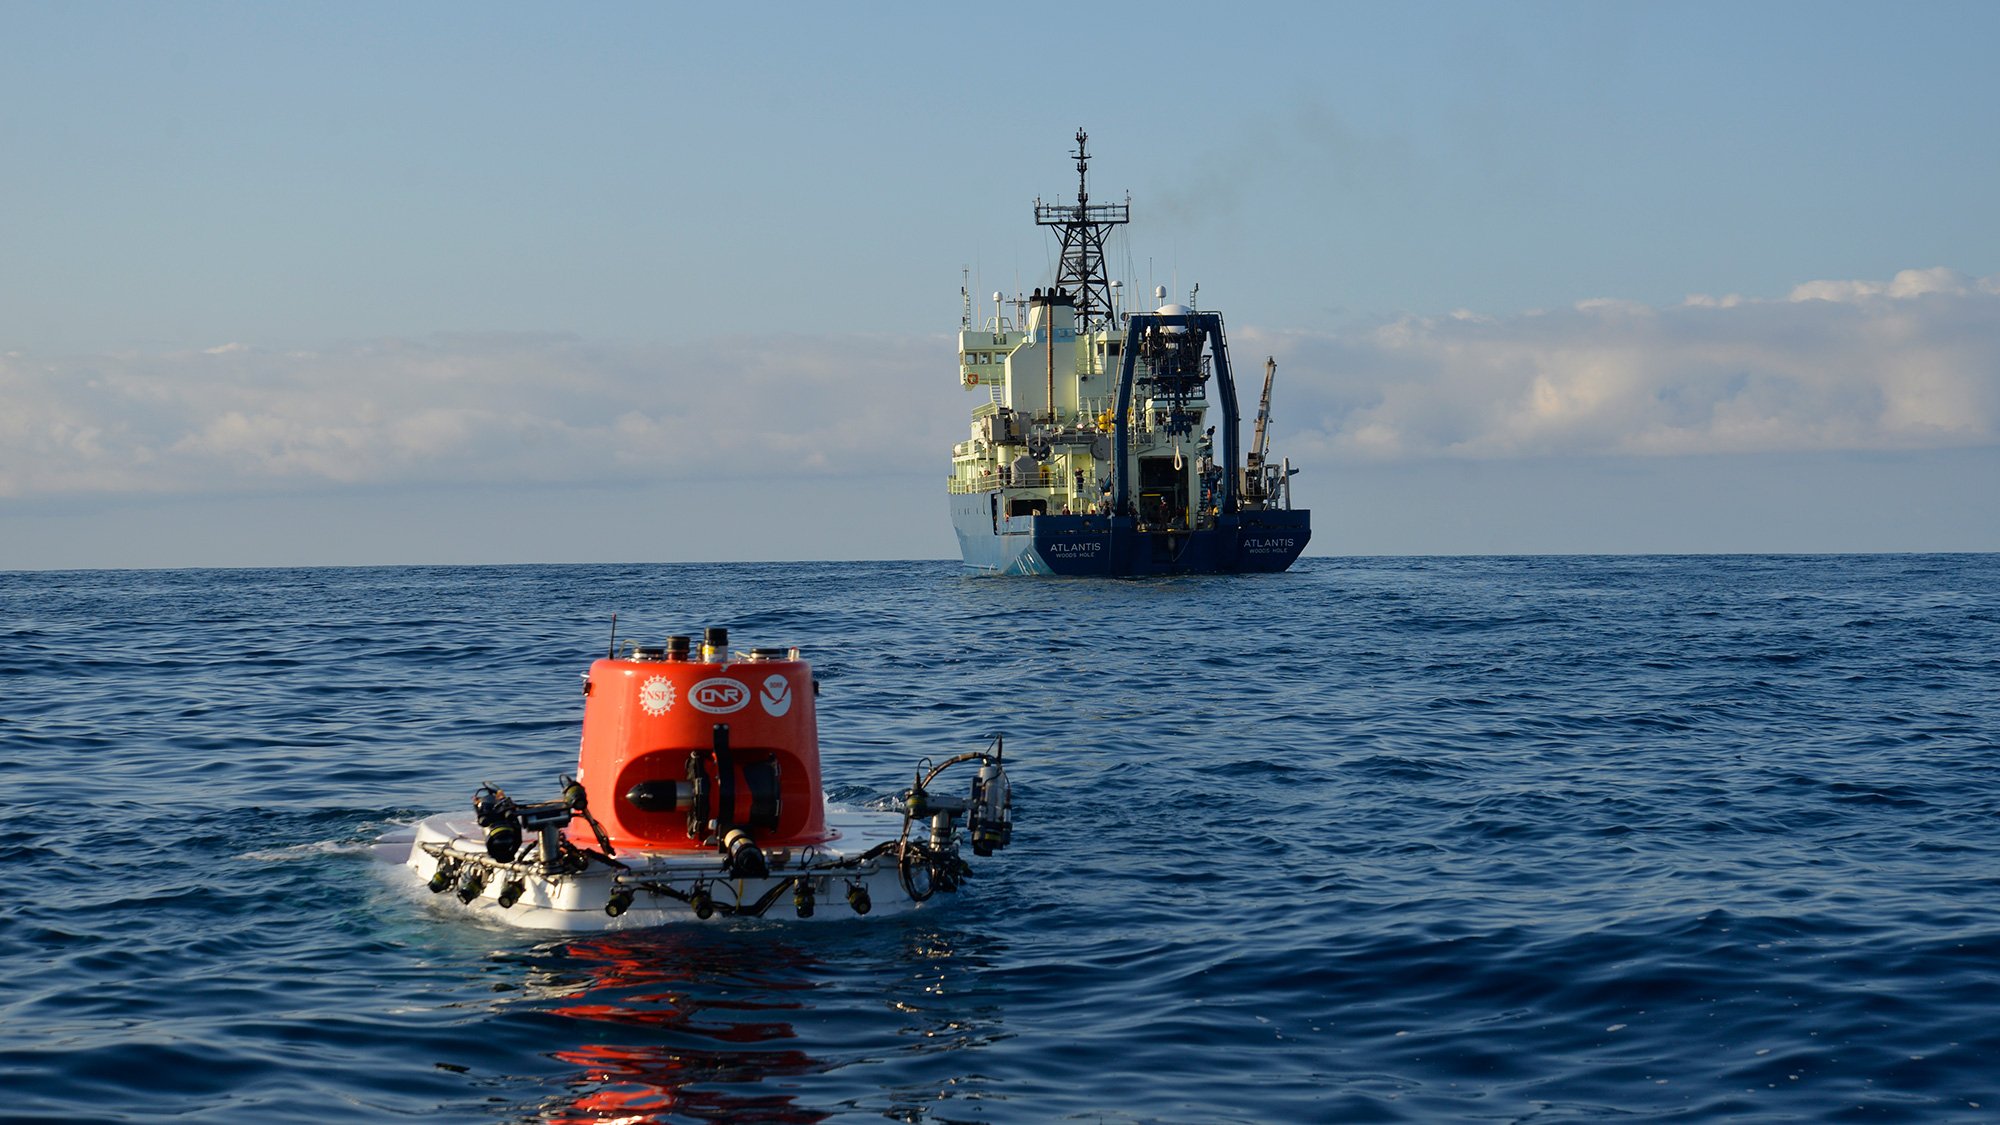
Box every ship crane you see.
[1242,356,1278,509]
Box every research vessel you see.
[948,131,1311,575]
[379,628,1012,928]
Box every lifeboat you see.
[383,627,1013,927]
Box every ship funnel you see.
[1026,296,1077,335]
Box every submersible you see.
[381,627,1013,929]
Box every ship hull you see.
[949,493,1309,576]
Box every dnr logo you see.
[689,678,750,714]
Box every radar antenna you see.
[1034,129,1130,333]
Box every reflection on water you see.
[548,1044,830,1125]
[518,925,1007,1124]
[531,931,828,1124]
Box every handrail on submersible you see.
[1110,311,1242,519]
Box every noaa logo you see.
[759,674,792,717]
[689,678,749,714]
[638,677,676,716]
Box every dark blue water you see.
[3,556,1997,1123]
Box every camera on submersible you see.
[473,776,597,865]
[905,759,1013,857]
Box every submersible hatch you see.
[379,626,1013,928]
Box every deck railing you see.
[949,464,1054,494]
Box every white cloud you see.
[1786,266,1994,304]
[1249,269,2000,463]
[0,333,963,499]
[5,268,1998,501]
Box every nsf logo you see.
[638,677,676,715]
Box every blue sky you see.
[4,2,1999,565]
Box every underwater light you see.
[604,889,634,917]
[456,867,486,903]
[484,823,521,863]
[428,858,460,894]
[967,762,1012,857]
[846,882,871,915]
[722,829,769,879]
[793,878,815,918]
[690,889,715,920]
[496,880,525,909]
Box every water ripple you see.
[1,555,1996,1121]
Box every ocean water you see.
[2,555,1997,1123]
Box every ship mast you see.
[1034,129,1130,333]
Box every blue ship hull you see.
[949,493,1310,576]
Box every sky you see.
[4,1,1999,567]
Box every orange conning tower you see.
[570,632,830,852]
